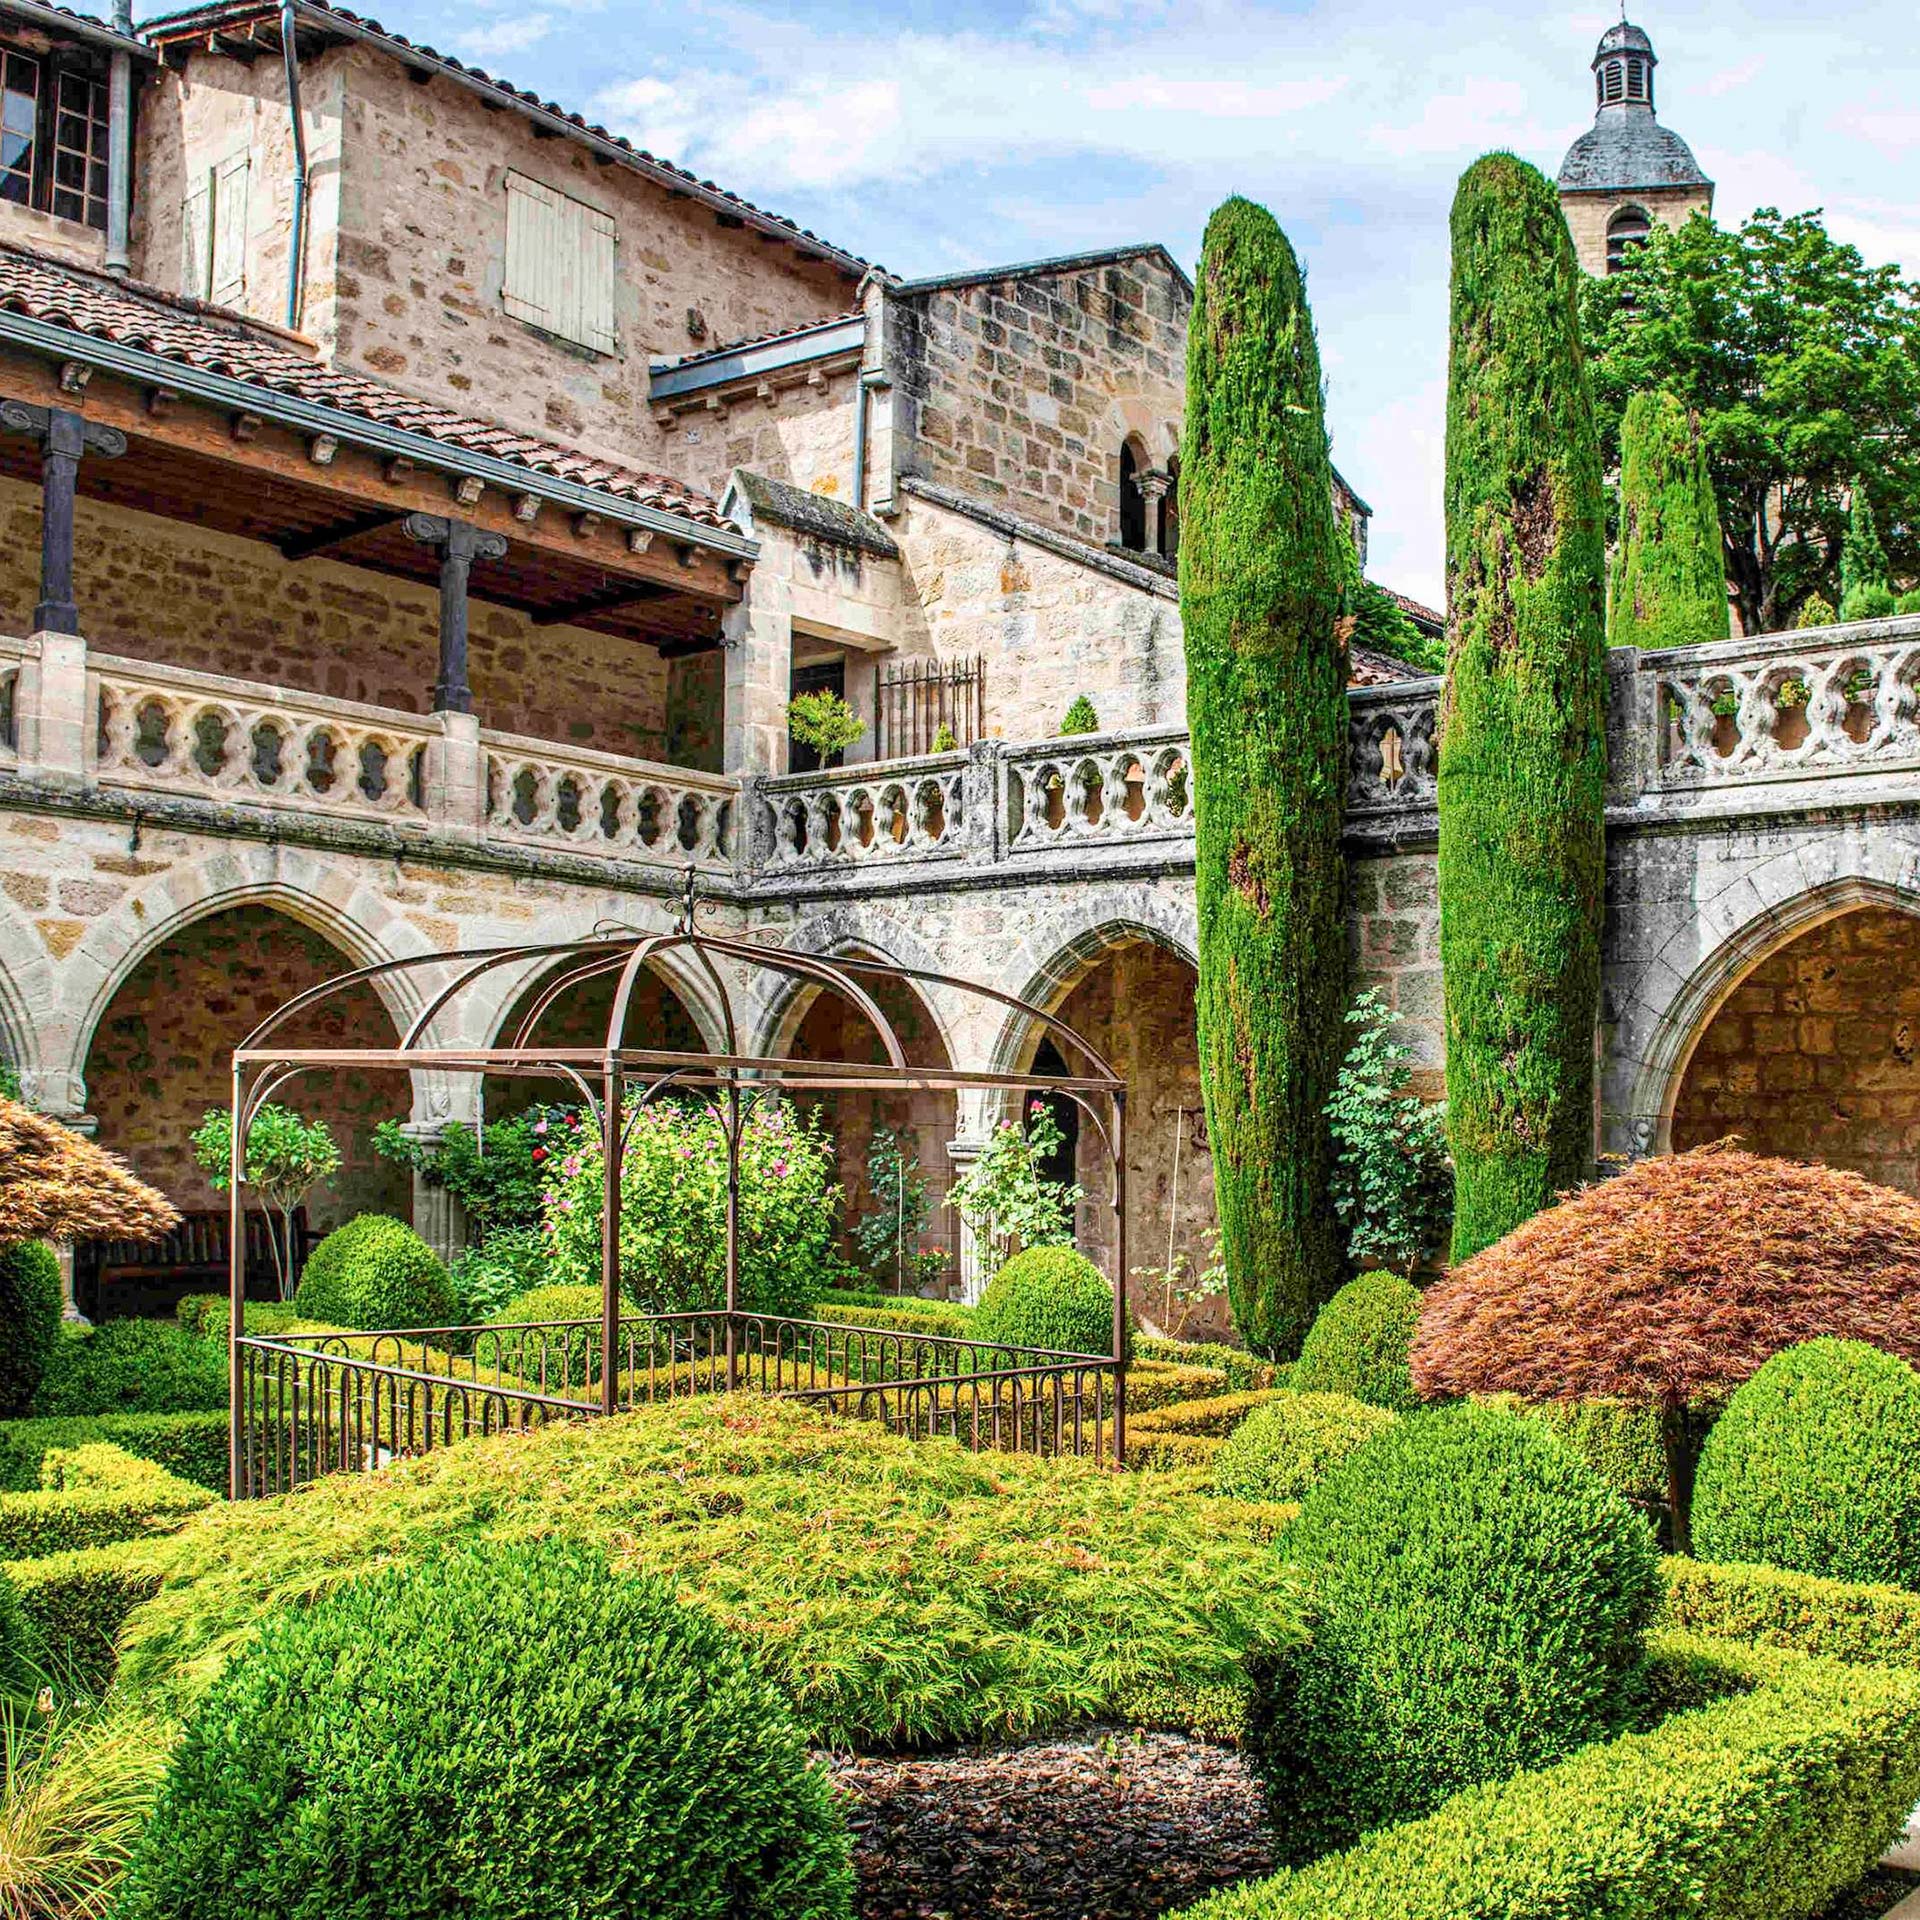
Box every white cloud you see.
[453,14,555,60]
[1703,57,1764,97]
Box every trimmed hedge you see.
[176,1296,301,1342]
[1126,1362,1241,1413]
[1482,1394,1668,1509]
[117,1538,857,1920]
[1178,1636,1920,1920]
[975,1246,1119,1357]
[31,1320,228,1418]
[1136,1338,1284,1393]
[1212,1391,1397,1503]
[1127,1390,1289,1474]
[0,1444,213,1559]
[1255,1402,1660,1858]
[0,1411,229,1496]
[108,1397,1305,1751]
[1660,1553,1920,1669]
[1694,1337,1920,1589]
[812,1296,979,1342]
[0,1239,62,1417]
[1290,1272,1420,1410]
[292,1215,456,1333]
[0,1563,30,1693]
[4,1548,162,1694]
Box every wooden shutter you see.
[181,174,212,297]
[209,150,250,307]
[504,170,616,354]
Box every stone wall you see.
[661,377,860,507]
[891,257,1188,549]
[1559,184,1711,279]
[323,47,855,471]
[0,481,675,760]
[1671,905,1920,1193]
[888,490,1184,744]
[1348,848,1445,1091]
[84,901,412,1226]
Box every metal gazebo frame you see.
[226,895,1132,1496]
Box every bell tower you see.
[1557,19,1714,276]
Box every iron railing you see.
[235,1309,1121,1496]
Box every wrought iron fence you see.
[235,1308,1121,1495]
[875,655,984,759]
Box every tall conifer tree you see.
[1609,390,1730,650]
[1179,197,1349,1356]
[1439,155,1608,1262]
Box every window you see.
[0,40,109,231]
[1599,58,1624,105]
[1119,439,1146,551]
[1606,206,1652,275]
[1624,56,1650,102]
[503,171,617,355]
[181,149,250,305]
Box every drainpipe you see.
[280,0,309,331]
[852,369,888,513]
[103,0,133,275]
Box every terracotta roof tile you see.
[0,245,733,529]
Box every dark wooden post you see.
[404,513,507,714]
[0,399,127,635]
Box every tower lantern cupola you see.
[1594,20,1656,109]
[1556,16,1713,277]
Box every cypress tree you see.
[1439,155,1609,1262]
[1840,491,1896,620]
[1608,390,1730,650]
[1179,197,1349,1357]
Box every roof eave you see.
[0,0,157,60]
[892,242,1195,303]
[0,305,759,559]
[141,0,870,280]
[650,315,866,400]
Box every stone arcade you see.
[0,0,1913,1310]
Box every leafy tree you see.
[787,690,865,761]
[190,1105,340,1300]
[1326,990,1452,1271]
[1797,592,1836,629]
[1179,196,1350,1358]
[1059,695,1100,736]
[1439,154,1608,1262]
[1608,389,1731,649]
[1840,490,1897,620]
[1582,207,1920,634]
[948,1103,1082,1276]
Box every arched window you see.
[1159,452,1180,562]
[1119,439,1146,551]
[1598,58,1624,104]
[1606,206,1652,275]
[1624,55,1650,101]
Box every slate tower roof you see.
[1557,18,1712,197]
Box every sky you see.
[145,0,1920,604]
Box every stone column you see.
[425,709,485,840]
[402,514,509,715]
[963,739,1003,866]
[1136,468,1172,558]
[722,576,794,776]
[946,1131,990,1304]
[398,1118,470,1264]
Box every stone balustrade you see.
[761,750,970,869]
[482,731,736,871]
[1004,727,1195,852]
[93,655,435,822]
[1348,679,1440,814]
[1644,616,1920,790]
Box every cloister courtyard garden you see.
[6,142,1920,1920]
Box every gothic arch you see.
[475,938,731,1060]
[746,905,961,1065]
[1618,871,1920,1157]
[986,892,1200,1078]
[0,895,59,1103]
[57,847,430,1114]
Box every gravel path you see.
[824,1727,1275,1920]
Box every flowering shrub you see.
[540,1100,844,1317]
[948,1103,1082,1273]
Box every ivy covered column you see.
[1179,197,1351,1357]
[1439,154,1609,1261]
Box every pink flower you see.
[773,1160,789,1178]
[534,1119,548,1136]
[561,1155,582,1177]
[560,1197,576,1213]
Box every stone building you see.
[0,0,1914,1323]
[1556,19,1714,277]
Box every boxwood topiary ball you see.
[116,1538,855,1920]
[1211,1390,1397,1503]
[0,1240,62,1417]
[1291,1270,1422,1410]
[1253,1401,1659,1860]
[292,1215,455,1332]
[974,1246,1117,1356]
[1694,1337,1920,1589]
